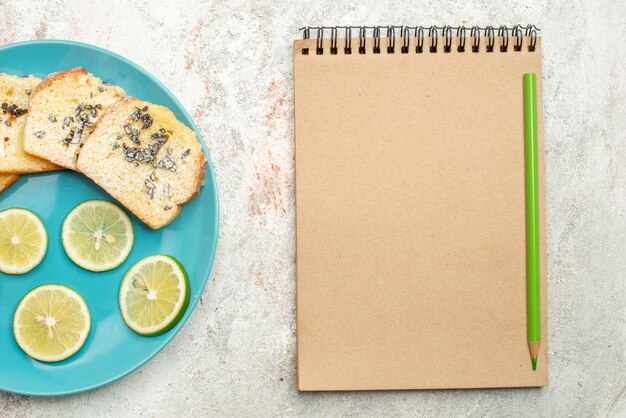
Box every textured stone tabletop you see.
[0,0,624,416]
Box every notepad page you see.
[294,36,548,390]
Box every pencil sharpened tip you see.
[528,342,540,371]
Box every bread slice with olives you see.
[23,68,125,170]
[0,173,19,195]
[0,74,61,173]
[77,97,206,229]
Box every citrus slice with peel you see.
[13,284,91,362]
[0,208,47,274]
[119,255,190,336]
[62,200,134,272]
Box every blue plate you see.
[0,40,219,396]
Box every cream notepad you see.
[294,26,548,391]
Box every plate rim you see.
[0,39,220,396]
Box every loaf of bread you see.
[23,68,125,169]
[0,173,19,194]
[0,74,61,173]
[77,98,206,229]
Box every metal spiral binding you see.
[387,26,395,53]
[373,27,381,54]
[330,27,338,55]
[485,26,495,52]
[358,27,366,54]
[299,25,540,55]
[471,26,481,52]
[526,25,537,51]
[416,27,424,53]
[344,27,352,54]
[401,27,410,53]
[443,26,452,53]
[513,24,523,51]
[316,28,323,55]
[302,27,310,55]
[498,25,509,52]
[428,27,438,52]
[457,26,466,52]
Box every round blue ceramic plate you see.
[0,40,219,396]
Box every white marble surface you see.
[0,0,625,416]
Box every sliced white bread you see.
[77,98,206,229]
[23,68,125,170]
[0,74,61,173]
[0,173,19,195]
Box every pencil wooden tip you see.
[528,341,540,371]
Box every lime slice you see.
[62,200,134,272]
[14,284,91,362]
[119,255,190,336]
[0,208,47,274]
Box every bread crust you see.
[92,95,135,120]
[183,151,207,205]
[31,67,88,97]
[0,174,19,194]
[0,165,63,174]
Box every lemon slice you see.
[62,200,134,272]
[119,255,190,336]
[0,208,47,274]
[14,284,91,362]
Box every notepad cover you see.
[294,36,548,390]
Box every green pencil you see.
[523,73,540,371]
